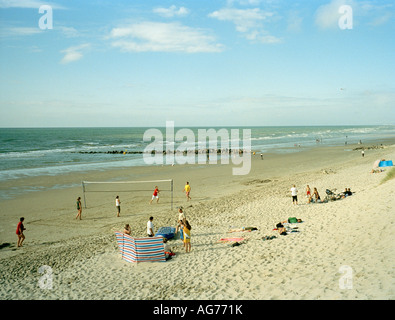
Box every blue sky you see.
[0,0,394,127]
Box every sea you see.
[0,125,394,199]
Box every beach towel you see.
[115,232,166,263]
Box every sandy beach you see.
[0,141,394,300]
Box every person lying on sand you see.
[275,223,287,236]
[228,227,258,233]
[281,218,303,224]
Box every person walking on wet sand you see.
[16,217,26,247]
[290,185,298,205]
[76,197,82,220]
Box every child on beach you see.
[16,217,26,247]
[149,186,160,204]
[306,185,311,198]
[175,208,186,246]
[76,197,82,220]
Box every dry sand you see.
[0,143,394,300]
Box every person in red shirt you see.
[149,186,160,204]
[16,217,26,247]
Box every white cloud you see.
[0,27,42,36]
[153,5,189,18]
[59,26,80,38]
[60,43,90,64]
[226,0,263,5]
[208,7,281,44]
[109,22,223,53]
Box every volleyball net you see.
[81,179,173,209]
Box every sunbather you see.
[276,223,287,236]
[228,226,258,232]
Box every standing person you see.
[183,182,191,201]
[181,218,191,253]
[306,185,311,199]
[149,186,160,204]
[76,197,82,220]
[115,196,121,217]
[16,217,26,247]
[290,185,298,205]
[361,150,365,157]
[313,188,321,202]
[176,208,186,244]
[147,216,155,237]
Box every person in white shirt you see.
[147,216,154,237]
[115,196,121,217]
[290,185,298,205]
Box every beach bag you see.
[288,217,298,224]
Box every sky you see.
[0,0,394,127]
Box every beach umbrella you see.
[379,160,393,168]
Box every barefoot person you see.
[149,186,160,204]
[183,181,191,201]
[290,185,298,205]
[181,218,191,253]
[115,196,121,217]
[306,185,311,199]
[147,217,155,237]
[76,197,82,220]
[123,224,131,235]
[16,217,26,247]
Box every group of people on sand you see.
[290,184,323,204]
[175,208,192,253]
[121,207,192,256]
[306,185,322,204]
[291,184,353,205]
[290,184,318,205]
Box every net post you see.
[82,181,87,209]
[171,179,173,210]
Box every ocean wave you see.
[0,158,147,181]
